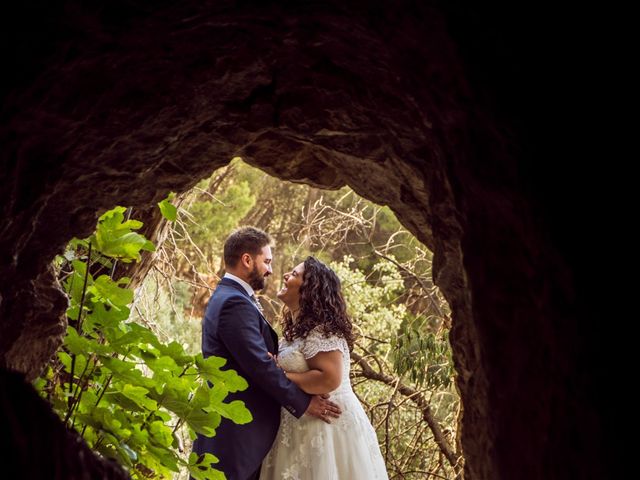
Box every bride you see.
[260,257,388,480]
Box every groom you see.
[191,226,341,480]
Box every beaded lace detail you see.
[261,327,388,479]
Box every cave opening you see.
[125,158,460,478]
[1,2,608,479]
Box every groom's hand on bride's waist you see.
[305,394,342,424]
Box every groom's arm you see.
[216,296,311,418]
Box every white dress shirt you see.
[223,272,255,297]
[223,273,264,315]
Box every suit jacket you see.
[191,277,311,480]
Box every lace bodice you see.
[261,327,389,479]
[278,327,351,394]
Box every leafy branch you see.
[37,203,252,480]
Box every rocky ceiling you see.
[0,1,608,479]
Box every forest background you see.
[40,158,462,480]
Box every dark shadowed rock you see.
[0,1,608,479]
[1,368,129,479]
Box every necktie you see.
[251,294,264,315]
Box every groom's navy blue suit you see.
[192,277,311,480]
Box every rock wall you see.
[0,1,606,478]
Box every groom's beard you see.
[248,265,266,291]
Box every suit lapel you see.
[265,320,278,353]
[219,277,279,351]
[255,307,278,352]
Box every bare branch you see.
[351,351,461,471]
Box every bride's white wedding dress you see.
[260,327,388,480]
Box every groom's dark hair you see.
[223,226,273,268]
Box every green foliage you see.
[137,160,459,479]
[188,452,225,480]
[93,206,155,262]
[133,276,202,356]
[37,206,253,479]
[333,254,453,389]
[158,193,178,222]
[180,160,257,271]
[331,256,406,352]
[188,181,255,247]
[392,314,454,389]
[329,256,458,475]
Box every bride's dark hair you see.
[282,256,354,350]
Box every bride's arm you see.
[285,350,342,395]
